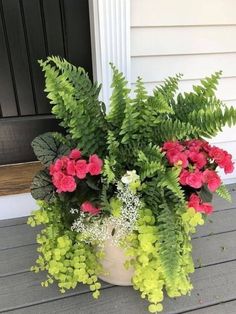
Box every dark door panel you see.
[0,116,63,164]
[0,0,92,165]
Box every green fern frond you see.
[107,64,130,133]
[152,120,199,144]
[215,184,232,202]
[187,106,236,138]
[159,167,185,202]
[155,74,182,101]
[39,57,107,157]
[157,203,182,287]
[193,71,222,97]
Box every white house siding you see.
[130,0,236,183]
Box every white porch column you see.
[89,0,131,108]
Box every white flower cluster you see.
[71,176,141,245]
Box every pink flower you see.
[185,170,203,189]
[209,147,225,165]
[163,141,184,152]
[188,193,214,215]
[52,171,64,188]
[188,151,207,169]
[201,203,214,215]
[81,201,101,216]
[69,149,81,160]
[202,169,221,192]
[54,159,63,171]
[59,175,76,192]
[224,156,234,174]
[185,139,204,153]
[166,150,188,167]
[179,169,189,185]
[188,194,202,212]
[49,164,55,175]
[75,160,88,179]
[66,160,76,176]
[87,154,103,176]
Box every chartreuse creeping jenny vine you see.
[28,56,235,312]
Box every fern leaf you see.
[39,57,107,157]
[107,64,130,133]
[215,184,232,202]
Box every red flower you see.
[87,154,103,175]
[201,203,214,215]
[66,160,76,176]
[185,169,203,189]
[188,193,214,215]
[168,151,189,168]
[81,201,101,216]
[209,147,225,165]
[224,157,234,174]
[202,169,221,192]
[59,175,76,192]
[188,194,202,212]
[179,169,189,185]
[52,171,64,188]
[69,149,81,160]
[54,159,63,171]
[188,151,207,169]
[185,139,204,152]
[163,141,184,151]
[75,160,88,179]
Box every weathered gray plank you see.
[194,207,236,238]
[0,271,111,312]
[1,229,236,278]
[0,244,37,277]
[183,300,236,314]
[0,216,27,228]
[7,260,236,314]
[192,230,236,268]
[0,224,41,250]
[1,206,236,251]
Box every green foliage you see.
[27,202,102,296]
[31,132,70,167]
[30,59,236,313]
[199,184,213,203]
[31,170,55,202]
[126,201,203,312]
[107,63,131,134]
[39,56,107,157]
[215,184,232,202]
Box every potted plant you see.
[28,56,236,313]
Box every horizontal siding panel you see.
[131,53,236,83]
[131,0,236,27]
[131,26,236,56]
[137,77,236,100]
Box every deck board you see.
[6,261,236,314]
[0,186,236,313]
[1,229,236,278]
[1,206,236,251]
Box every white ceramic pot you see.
[98,238,134,286]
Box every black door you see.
[0,0,92,165]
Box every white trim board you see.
[89,0,131,108]
[0,193,37,220]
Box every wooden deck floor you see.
[0,185,236,314]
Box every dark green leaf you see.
[199,184,213,203]
[31,132,70,166]
[86,176,100,191]
[31,170,55,202]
